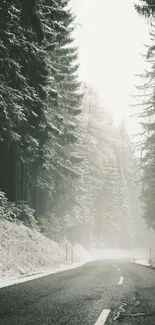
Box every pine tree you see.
[134,27,155,230]
[135,0,155,16]
[34,0,83,234]
[0,1,47,207]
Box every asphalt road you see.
[0,260,155,325]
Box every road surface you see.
[0,260,155,324]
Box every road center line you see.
[113,264,121,272]
[118,276,124,285]
[94,309,110,325]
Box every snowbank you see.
[135,259,150,266]
[0,219,91,286]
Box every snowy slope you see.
[0,219,91,282]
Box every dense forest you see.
[0,0,152,249]
[134,0,155,233]
[0,0,82,227]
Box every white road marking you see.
[118,276,124,285]
[113,264,121,272]
[94,309,110,325]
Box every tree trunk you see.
[8,143,17,202]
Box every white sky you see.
[71,0,151,134]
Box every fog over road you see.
[0,260,155,325]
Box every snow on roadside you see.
[135,259,150,266]
[0,261,87,289]
[0,219,91,289]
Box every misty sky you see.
[71,0,150,134]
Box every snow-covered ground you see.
[134,259,155,267]
[0,261,88,289]
[135,259,150,266]
[0,219,153,290]
[0,219,91,288]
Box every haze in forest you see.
[70,0,155,252]
[1,0,155,275]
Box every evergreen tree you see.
[135,0,155,16]
[0,0,82,230]
[37,0,83,234]
[0,0,48,211]
[134,27,155,231]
